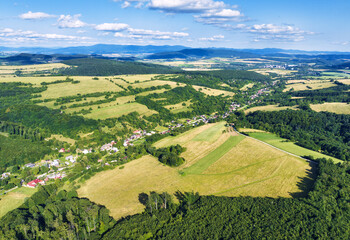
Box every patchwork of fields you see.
[78,122,313,220]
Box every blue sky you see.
[0,0,349,51]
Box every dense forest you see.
[0,183,116,239]
[60,58,182,76]
[233,109,350,161]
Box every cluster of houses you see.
[123,130,156,147]
[0,172,10,180]
[229,102,241,111]
[250,87,270,100]
[25,171,67,188]
[100,141,119,152]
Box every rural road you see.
[232,128,319,165]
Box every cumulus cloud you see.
[225,23,314,42]
[114,0,147,8]
[0,28,88,43]
[95,23,129,31]
[199,34,224,41]
[114,0,245,26]
[94,21,189,41]
[57,14,87,28]
[111,27,189,40]
[19,11,56,20]
[148,0,226,13]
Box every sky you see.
[0,0,349,51]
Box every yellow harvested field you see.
[338,79,350,85]
[83,102,156,120]
[117,74,173,83]
[0,63,68,75]
[78,132,311,220]
[164,100,192,113]
[132,80,185,89]
[239,128,266,133]
[245,105,298,114]
[0,187,37,218]
[193,85,235,96]
[154,122,229,167]
[251,69,297,76]
[311,102,350,115]
[284,80,336,92]
[46,135,76,145]
[39,78,123,99]
[240,83,255,91]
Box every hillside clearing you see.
[83,102,157,120]
[247,132,342,163]
[311,102,350,114]
[283,80,336,92]
[0,187,37,218]
[79,123,312,220]
[245,105,298,113]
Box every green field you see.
[79,122,312,220]
[0,187,37,218]
[247,132,342,163]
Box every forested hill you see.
[60,58,182,76]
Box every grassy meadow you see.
[0,187,37,218]
[78,122,312,220]
[284,80,337,92]
[311,102,350,114]
[245,131,342,163]
[245,105,298,114]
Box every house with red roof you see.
[26,179,45,188]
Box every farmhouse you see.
[26,179,45,188]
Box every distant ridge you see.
[0,44,187,55]
[1,44,350,56]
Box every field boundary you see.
[233,128,319,164]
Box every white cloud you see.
[112,27,189,40]
[148,0,226,13]
[122,1,131,8]
[95,23,129,31]
[19,11,55,20]
[0,28,88,43]
[199,34,224,41]
[224,23,314,42]
[195,8,243,25]
[57,14,87,28]
[114,0,147,8]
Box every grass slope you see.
[79,122,312,220]
[0,187,37,218]
[247,132,342,163]
[311,102,350,115]
[183,135,245,175]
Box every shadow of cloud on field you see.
[289,162,318,198]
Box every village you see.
[0,82,270,192]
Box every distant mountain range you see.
[1,44,350,56]
[0,44,187,55]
